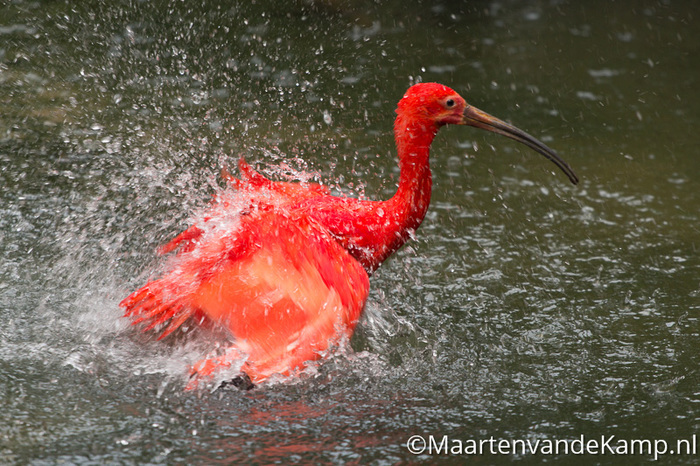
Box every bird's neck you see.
[309,115,439,274]
[391,116,438,229]
[353,116,437,272]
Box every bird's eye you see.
[445,99,455,108]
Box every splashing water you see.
[2,1,700,464]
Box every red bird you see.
[120,83,578,389]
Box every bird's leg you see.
[185,345,248,391]
[216,373,255,391]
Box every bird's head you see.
[397,82,579,184]
[397,82,468,126]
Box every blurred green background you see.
[1,1,698,463]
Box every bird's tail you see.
[120,277,202,340]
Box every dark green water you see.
[1,0,698,464]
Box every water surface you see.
[1,0,698,463]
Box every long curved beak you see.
[461,105,579,185]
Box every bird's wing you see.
[233,157,331,197]
[158,158,330,256]
[121,204,370,385]
[188,211,370,384]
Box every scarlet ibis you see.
[120,83,578,389]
